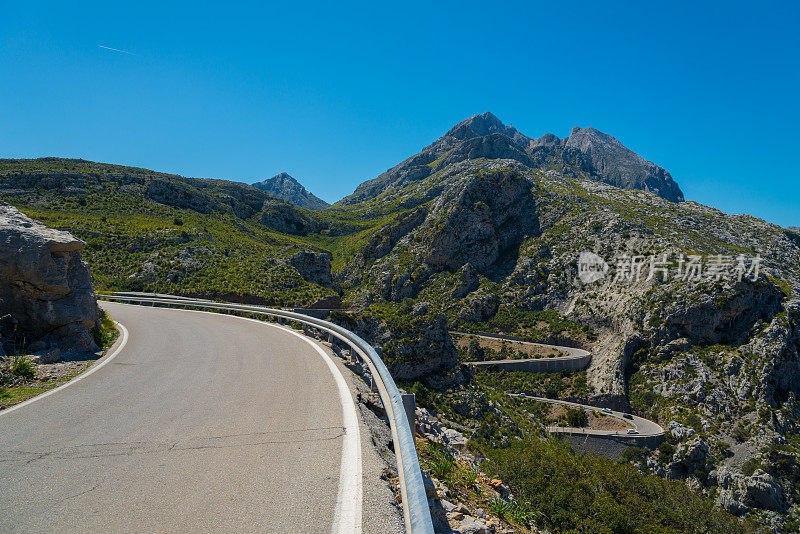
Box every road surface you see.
[452,331,592,372]
[511,394,664,437]
[0,302,383,533]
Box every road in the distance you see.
[0,302,355,533]
[511,394,664,437]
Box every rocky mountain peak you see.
[445,112,516,139]
[339,112,685,205]
[562,126,685,202]
[252,172,330,210]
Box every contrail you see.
[98,44,136,55]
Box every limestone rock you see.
[285,251,332,286]
[0,203,99,354]
[714,467,785,513]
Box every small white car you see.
[627,429,639,434]
[602,408,613,414]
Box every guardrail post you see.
[401,393,416,435]
[370,374,379,393]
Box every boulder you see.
[0,203,99,355]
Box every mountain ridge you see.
[1,128,799,529]
[339,112,684,205]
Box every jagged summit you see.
[339,112,684,205]
[446,112,514,139]
[252,172,330,210]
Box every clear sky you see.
[2,1,798,226]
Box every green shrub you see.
[741,458,761,476]
[92,314,119,349]
[732,423,750,443]
[620,446,650,464]
[479,437,756,533]
[565,407,586,427]
[658,441,676,463]
[10,355,35,380]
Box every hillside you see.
[252,172,330,210]
[0,158,339,306]
[1,113,798,531]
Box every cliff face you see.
[0,202,99,355]
[336,152,799,525]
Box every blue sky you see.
[1,1,798,226]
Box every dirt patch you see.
[546,404,633,431]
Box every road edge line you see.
[157,306,364,534]
[269,323,364,534]
[0,321,129,418]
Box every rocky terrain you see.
[252,172,330,210]
[0,113,797,530]
[0,202,99,356]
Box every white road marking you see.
[143,307,364,534]
[0,322,129,418]
[269,323,363,534]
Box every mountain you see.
[339,112,684,205]
[329,117,798,527]
[252,172,330,210]
[1,114,798,530]
[789,226,800,234]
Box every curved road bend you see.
[511,394,664,437]
[451,331,591,364]
[0,302,392,533]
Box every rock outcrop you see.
[285,250,333,287]
[252,172,330,210]
[331,304,458,382]
[0,203,99,354]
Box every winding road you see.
[458,332,664,440]
[510,394,664,437]
[0,302,401,533]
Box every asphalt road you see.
[0,302,367,533]
[512,394,664,437]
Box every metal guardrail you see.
[100,293,434,534]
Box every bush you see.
[479,437,756,533]
[741,458,761,476]
[173,216,184,226]
[10,355,35,380]
[621,446,650,464]
[732,423,750,443]
[92,313,119,349]
[658,441,676,463]
[565,407,586,427]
